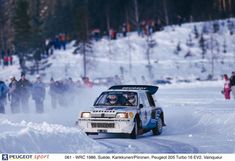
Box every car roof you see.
[106,89,144,93]
[109,85,159,95]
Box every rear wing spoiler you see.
[109,85,159,95]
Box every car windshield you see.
[94,91,138,107]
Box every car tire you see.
[130,121,138,139]
[152,117,163,135]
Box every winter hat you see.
[10,76,15,80]
[36,74,41,78]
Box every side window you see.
[139,93,150,107]
[139,93,144,105]
[146,92,155,107]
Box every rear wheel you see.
[130,121,138,139]
[152,117,163,135]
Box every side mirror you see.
[139,104,144,109]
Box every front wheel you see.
[130,121,138,139]
[152,118,163,135]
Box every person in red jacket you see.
[3,55,8,66]
[223,74,231,100]
[9,55,13,65]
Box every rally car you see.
[76,85,166,139]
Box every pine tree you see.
[199,34,207,59]
[0,0,6,51]
[174,41,181,55]
[186,34,194,47]
[227,19,234,35]
[213,21,220,33]
[12,0,31,70]
[193,25,199,39]
[73,0,94,77]
[29,0,44,49]
[223,38,227,53]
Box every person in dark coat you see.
[0,79,8,114]
[32,75,46,113]
[18,72,32,113]
[230,71,235,99]
[49,78,59,109]
[8,76,20,113]
[223,74,231,100]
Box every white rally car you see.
[76,85,166,139]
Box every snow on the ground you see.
[1,19,235,153]
[0,120,108,153]
[1,82,235,153]
[44,19,235,82]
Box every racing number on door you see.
[139,93,151,127]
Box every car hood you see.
[89,106,136,118]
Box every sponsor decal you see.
[2,154,8,161]
[129,112,134,118]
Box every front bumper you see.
[77,118,134,134]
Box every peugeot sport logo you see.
[2,154,8,161]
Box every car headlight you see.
[81,112,91,118]
[116,112,128,119]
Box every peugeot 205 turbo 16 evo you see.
[76,85,166,139]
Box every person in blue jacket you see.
[32,75,46,113]
[0,79,8,114]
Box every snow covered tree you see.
[199,34,207,59]
[207,35,219,79]
[174,41,181,55]
[145,37,156,79]
[193,25,199,39]
[186,34,194,47]
[223,38,227,53]
[202,23,210,34]
[227,19,234,35]
[213,21,220,33]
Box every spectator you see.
[0,79,8,114]
[223,74,231,100]
[230,71,235,99]
[109,29,117,40]
[9,55,13,65]
[82,77,93,88]
[18,72,32,113]
[92,29,101,41]
[122,23,127,37]
[176,15,183,26]
[32,75,46,113]
[3,55,8,66]
[49,78,59,109]
[45,38,51,56]
[8,76,20,113]
[60,33,66,50]
[1,49,5,61]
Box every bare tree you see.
[145,36,156,80]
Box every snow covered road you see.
[1,82,235,153]
[91,82,235,153]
